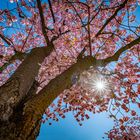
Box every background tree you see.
[0,0,140,139]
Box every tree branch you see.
[24,36,140,126]
[19,56,96,138]
[0,33,13,46]
[95,0,128,37]
[36,0,50,45]
[48,0,55,23]
[51,30,70,42]
[102,36,140,64]
[0,52,27,73]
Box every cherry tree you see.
[0,0,140,139]
[106,117,140,140]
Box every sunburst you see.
[91,76,110,95]
[79,69,112,96]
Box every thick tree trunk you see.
[0,46,53,122]
[0,46,53,140]
[0,79,41,140]
[0,107,41,140]
[0,56,96,140]
[0,103,41,140]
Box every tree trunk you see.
[0,102,42,140]
[0,79,41,140]
[0,46,53,122]
[0,56,96,140]
[0,46,53,140]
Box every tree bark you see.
[0,46,53,122]
[0,56,96,140]
[0,80,41,140]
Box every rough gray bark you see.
[0,46,53,122]
[0,56,96,140]
[0,79,41,140]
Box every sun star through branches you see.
[92,76,110,94]
[79,69,112,96]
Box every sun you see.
[92,77,109,94]
[79,69,112,96]
[96,80,106,90]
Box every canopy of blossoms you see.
[0,0,140,139]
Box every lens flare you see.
[92,77,109,94]
[79,70,112,96]
[96,81,105,89]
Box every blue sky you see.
[37,112,114,140]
